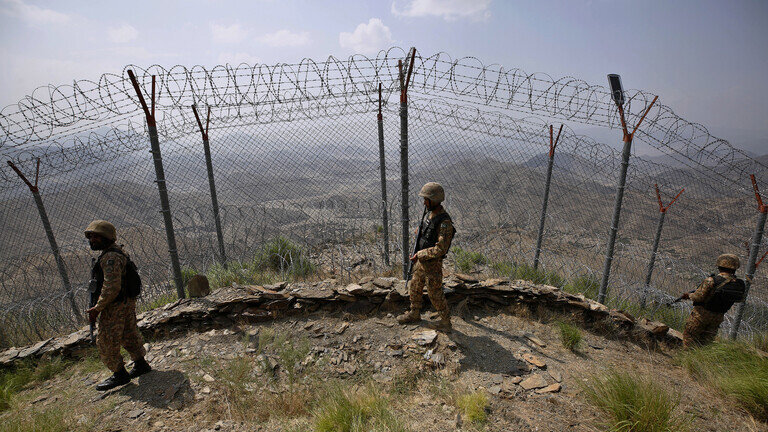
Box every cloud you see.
[339,18,394,55]
[210,23,248,43]
[257,29,311,47]
[108,24,139,44]
[391,0,491,21]
[217,52,260,65]
[1,0,71,25]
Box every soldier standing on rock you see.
[85,220,152,391]
[397,182,456,332]
[679,253,746,349]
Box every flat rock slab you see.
[412,330,438,346]
[535,383,562,394]
[522,353,547,368]
[520,374,548,390]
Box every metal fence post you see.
[730,174,767,338]
[127,70,186,299]
[533,124,562,270]
[599,94,658,304]
[641,185,684,307]
[399,48,416,279]
[7,159,82,321]
[192,104,227,268]
[377,84,391,266]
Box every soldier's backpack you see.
[90,248,142,302]
[694,274,745,314]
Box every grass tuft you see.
[456,390,490,425]
[677,341,768,421]
[557,321,582,351]
[453,247,488,273]
[582,370,689,432]
[313,384,409,432]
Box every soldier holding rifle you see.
[397,182,456,332]
[676,254,746,348]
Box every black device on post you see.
[607,74,624,106]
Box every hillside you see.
[1,276,765,431]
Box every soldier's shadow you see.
[117,369,194,409]
[449,329,529,375]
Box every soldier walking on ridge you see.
[679,254,746,349]
[397,182,456,332]
[85,220,151,391]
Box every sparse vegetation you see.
[677,342,768,421]
[558,321,582,351]
[313,384,409,432]
[582,370,689,432]
[491,261,564,287]
[138,291,178,313]
[0,357,73,412]
[204,237,316,289]
[457,390,490,426]
[453,247,488,273]
[180,266,199,287]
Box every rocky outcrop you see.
[0,276,681,367]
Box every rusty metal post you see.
[599,94,658,304]
[533,124,562,270]
[641,185,684,307]
[7,159,82,321]
[399,48,416,279]
[730,175,767,338]
[377,84,391,266]
[192,104,227,268]
[127,70,186,299]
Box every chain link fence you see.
[1,47,766,347]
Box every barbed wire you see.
[1,47,767,348]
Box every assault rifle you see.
[87,258,100,344]
[669,290,695,306]
[405,206,429,284]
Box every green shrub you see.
[677,342,768,421]
[457,390,490,425]
[582,370,689,432]
[453,247,488,273]
[563,274,600,299]
[254,236,315,277]
[206,260,276,289]
[558,322,582,351]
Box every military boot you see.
[95,367,130,391]
[428,312,452,333]
[128,357,152,379]
[396,309,421,324]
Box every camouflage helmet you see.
[716,253,740,270]
[84,220,116,241]
[418,182,445,203]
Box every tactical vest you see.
[90,246,141,305]
[416,211,455,257]
[693,274,746,314]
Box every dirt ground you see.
[3,303,766,432]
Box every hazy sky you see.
[1,0,767,154]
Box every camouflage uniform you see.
[408,207,454,320]
[95,245,146,372]
[682,273,731,349]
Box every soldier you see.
[679,253,746,349]
[84,220,151,391]
[397,182,456,332]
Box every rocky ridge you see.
[0,274,679,367]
